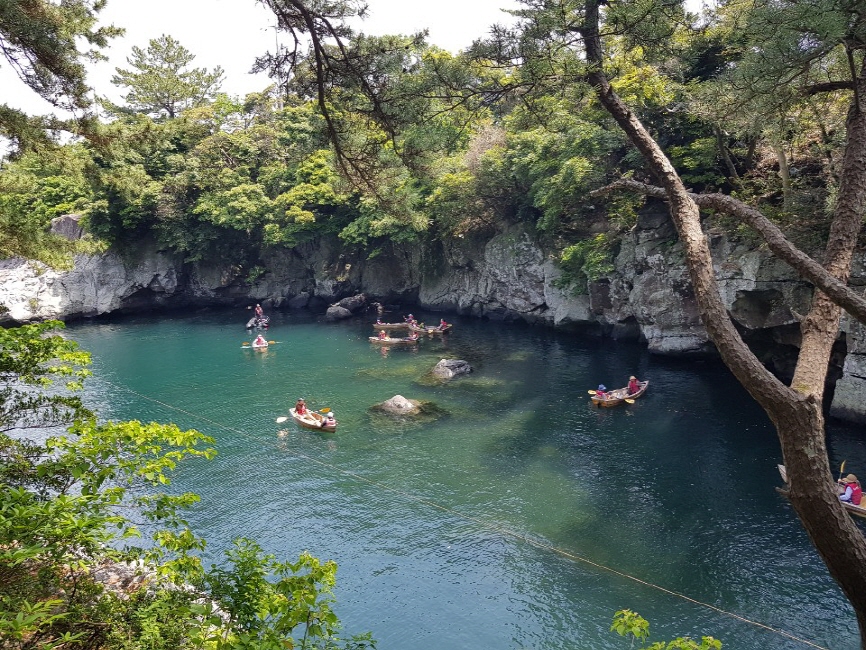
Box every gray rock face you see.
[50,214,85,240]
[0,247,187,322]
[6,209,866,421]
[831,316,866,423]
[432,359,473,380]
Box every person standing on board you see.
[839,474,862,505]
[255,303,264,319]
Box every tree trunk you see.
[770,137,792,212]
[713,124,740,182]
[777,403,866,644]
[582,1,866,643]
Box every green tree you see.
[111,34,224,119]
[0,145,97,266]
[0,0,121,153]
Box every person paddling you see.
[295,398,308,416]
[320,412,336,428]
[627,375,641,395]
[839,474,863,505]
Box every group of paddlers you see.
[595,375,642,400]
[401,313,450,330]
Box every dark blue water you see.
[67,310,866,649]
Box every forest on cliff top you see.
[0,0,847,293]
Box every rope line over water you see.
[105,380,830,650]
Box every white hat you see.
[327,412,335,418]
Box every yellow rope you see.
[104,381,830,650]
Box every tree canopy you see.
[110,34,225,119]
[0,0,121,151]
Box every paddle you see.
[587,390,597,395]
[624,398,635,404]
[838,460,847,483]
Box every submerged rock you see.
[432,359,473,380]
[374,394,421,415]
[369,395,448,427]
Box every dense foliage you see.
[2,1,848,287]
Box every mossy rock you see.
[368,395,448,426]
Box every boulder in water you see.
[335,293,367,312]
[374,394,421,415]
[432,359,473,380]
[325,305,353,321]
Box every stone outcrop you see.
[324,293,367,321]
[50,214,85,241]
[0,246,188,322]
[5,208,866,420]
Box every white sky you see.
[1,0,518,117]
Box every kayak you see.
[289,408,337,432]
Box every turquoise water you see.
[67,310,865,649]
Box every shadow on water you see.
[66,309,864,650]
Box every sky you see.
[1,0,518,117]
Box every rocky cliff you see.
[3,209,865,421]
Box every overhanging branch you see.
[592,179,866,326]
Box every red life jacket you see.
[850,483,863,506]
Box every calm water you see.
[67,310,866,650]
